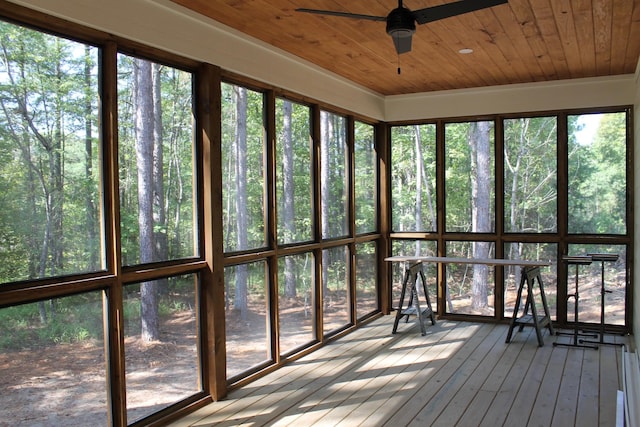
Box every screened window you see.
[355,121,377,234]
[445,241,495,316]
[389,111,630,328]
[123,274,201,423]
[0,23,103,283]
[221,83,266,251]
[322,245,350,335]
[568,112,627,234]
[445,121,495,233]
[276,99,313,244]
[278,252,316,355]
[504,117,557,233]
[118,54,197,266]
[391,240,437,311]
[226,261,270,379]
[567,244,626,326]
[0,292,108,426]
[320,110,348,239]
[355,242,379,319]
[391,124,437,232]
[0,8,387,425]
[503,242,558,320]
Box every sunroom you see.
[0,0,638,426]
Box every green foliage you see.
[568,113,627,234]
[221,83,267,251]
[391,124,437,231]
[0,276,196,351]
[0,21,102,283]
[355,121,377,234]
[320,111,348,238]
[277,253,313,295]
[117,54,196,265]
[275,98,313,244]
[224,261,267,305]
[0,294,104,351]
[504,117,557,233]
[445,121,495,232]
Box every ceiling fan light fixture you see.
[297,0,508,58]
[388,28,415,39]
[385,6,416,36]
[386,5,416,54]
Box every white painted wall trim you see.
[385,75,637,121]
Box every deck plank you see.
[383,323,494,426]
[362,322,469,426]
[599,341,623,425]
[575,344,601,427]
[550,345,584,426]
[503,337,555,426]
[414,324,506,426]
[168,316,627,427]
[526,346,568,427]
[321,322,462,426]
[478,330,541,427]
[456,327,534,426]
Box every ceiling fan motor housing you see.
[386,6,416,38]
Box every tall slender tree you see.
[282,100,297,298]
[152,64,168,265]
[469,121,491,309]
[84,45,98,270]
[0,30,68,320]
[234,86,249,320]
[134,58,160,341]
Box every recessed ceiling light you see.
[458,48,474,54]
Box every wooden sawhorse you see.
[506,266,554,346]
[392,262,436,336]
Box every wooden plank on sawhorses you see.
[392,262,436,336]
[505,266,554,346]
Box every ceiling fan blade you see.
[295,8,386,22]
[391,33,413,54]
[412,0,508,25]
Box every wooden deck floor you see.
[170,316,628,427]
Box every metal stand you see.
[553,255,598,350]
[579,253,624,347]
[392,262,436,336]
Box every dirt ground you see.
[0,299,351,427]
[0,311,200,427]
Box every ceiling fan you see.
[296,0,508,55]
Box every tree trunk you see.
[320,111,331,295]
[152,64,167,262]
[470,121,492,309]
[84,46,98,270]
[415,125,436,231]
[282,101,297,298]
[152,64,169,294]
[234,86,248,320]
[414,126,423,252]
[134,58,160,342]
[50,41,64,280]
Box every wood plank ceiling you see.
[171,0,640,96]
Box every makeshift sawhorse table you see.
[385,256,552,344]
[388,261,436,336]
[505,263,555,347]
